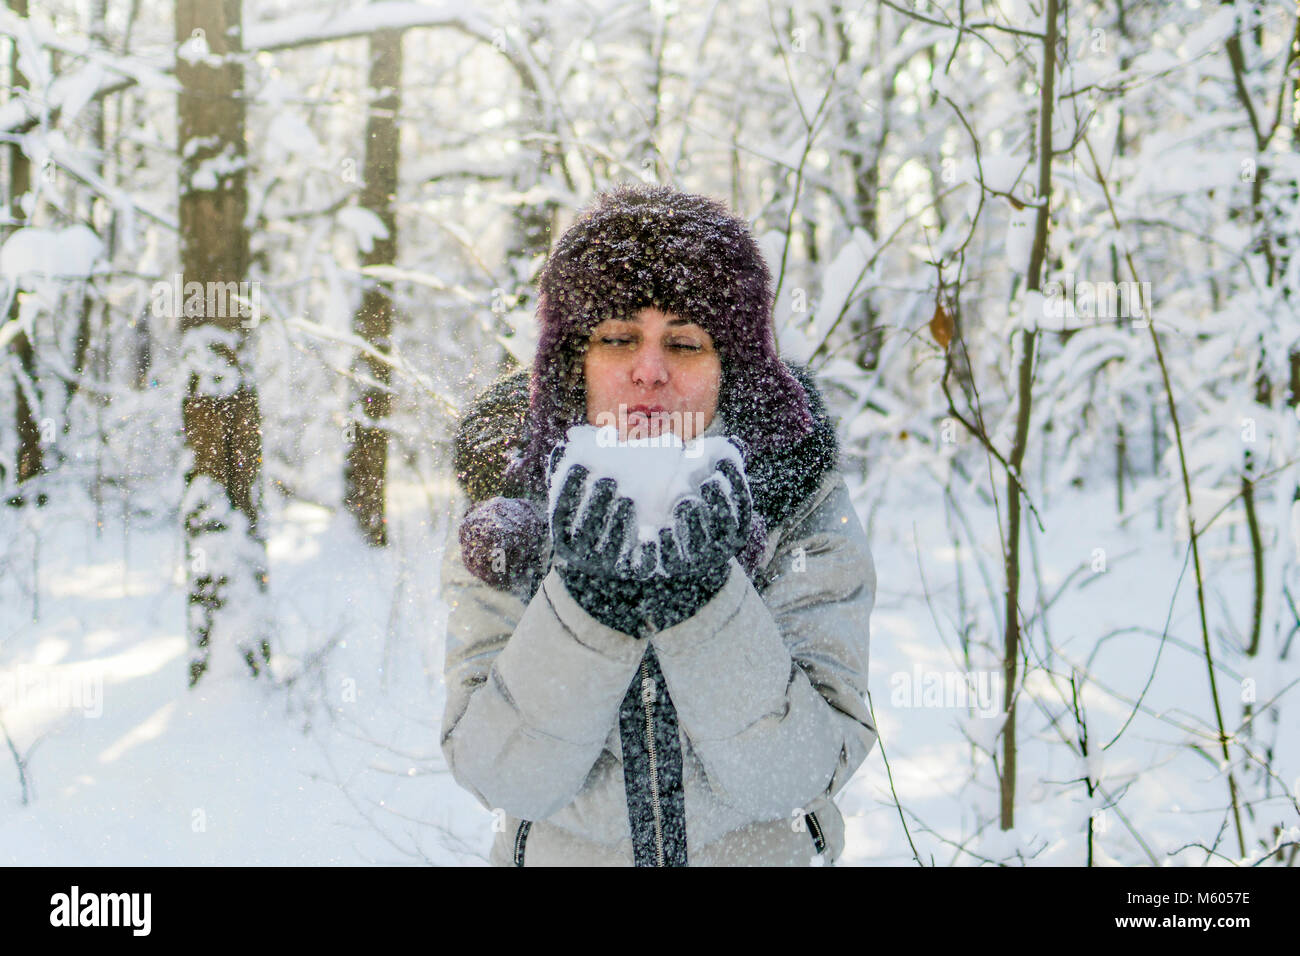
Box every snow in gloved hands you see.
[547,423,746,574]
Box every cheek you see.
[695,362,721,408]
[582,352,600,388]
[583,353,614,405]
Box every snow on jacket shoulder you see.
[438,364,878,866]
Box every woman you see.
[440,182,878,866]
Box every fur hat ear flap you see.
[458,496,548,593]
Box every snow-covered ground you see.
[2,458,1295,865]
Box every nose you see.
[630,341,668,387]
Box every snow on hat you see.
[499,180,816,501]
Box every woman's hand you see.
[627,453,754,633]
[657,456,754,577]
[545,444,666,638]
[547,447,659,580]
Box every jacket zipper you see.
[640,659,666,867]
[805,811,826,854]
[513,819,531,867]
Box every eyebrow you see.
[609,315,696,326]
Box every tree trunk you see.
[1001,0,1059,831]
[500,19,561,378]
[64,0,109,421]
[176,0,270,685]
[845,3,891,373]
[344,26,402,547]
[4,0,44,505]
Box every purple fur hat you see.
[499,180,816,502]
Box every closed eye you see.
[597,336,703,351]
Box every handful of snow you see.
[547,424,745,545]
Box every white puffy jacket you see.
[439,367,878,866]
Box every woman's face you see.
[583,306,721,441]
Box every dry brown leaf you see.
[930,302,953,350]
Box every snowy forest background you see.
[1,0,1298,866]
